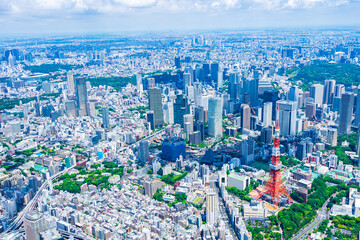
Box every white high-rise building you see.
[183,114,194,139]
[206,191,219,225]
[136,74,143,92]
[277,100,297,137]
[208,97,222,138]
[217,71,223,90]
[262,102,272,127]
[310,84,324,107]
[163,102,174,124]
[329,154,338,168]
[24,211,46,240]
[194,82,202,106]
[67,73,74,92]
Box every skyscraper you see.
[354,86,360,127]
[289,86,299,102]
[174,94,189,126]
[241,104,251,131]
[148,88,163,128]
[334,84,345,98]
[323,79,336,105]
[250,78,259,107]
[65,101,76,117]
[328,128,338,147]
[183,72,191,93]
[228,70,241,101]
[35,96,41,117]
[194,82,203,106]
[262,102,272,127]
[277,100,297,137]
[217,71,223,90]
[42,81,51,94]
[305,102,316,119]
[205,191,218,225]
[24,211,46,240]
[310,84,324,107]
[102,107,110,130]
[208,97,222,138]
[240,139,255,165]
[75,77,89,117]
[183,114,194,139]
[195,106,205,122]
[67,73,75,92]
[175,56,181,68]
[139,140,149,166]
[339,92,354,135]
[163,101,174,125]
[136,74,143,92]
[146,111,155,130]
[289,86,299,108]
[210,62,219,82]
[357,126,360,168]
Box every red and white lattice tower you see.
[262,121,293,207]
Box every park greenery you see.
[0,92,62,111]
[247,216,282,240]
[86,76,136,91]
[152,189,188,207]
[287,61,360,91]
[316,219,329,233]
[330,215,360,239]
[2,155,27,171]
[225,180,260,202]
[328,132,359,166]
[280,155,300,168]
[54,163,124,193]
[161,172,188,185]
[277,176,345,239]
[128,105,148,119]
[24,64,81,74]
[0,97,36,111]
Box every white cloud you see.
[0,0,351,18]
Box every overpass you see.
[0,166,75,238]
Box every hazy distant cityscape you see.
[0,29,360,240]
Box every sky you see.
[0,0,360,34]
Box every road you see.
[215,186,238,240]
[0,166,75,238]
[291,192,338,240]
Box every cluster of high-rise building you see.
[0,30,360,239]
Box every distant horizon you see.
[1,25,360,38]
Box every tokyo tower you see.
[260,121,293,207]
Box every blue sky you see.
[0,0,360,33]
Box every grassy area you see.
[86,76,136,91]
[193,197,203,205]
[24,64,81,74]
[287,61,360,91]
[250,161,270,171]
